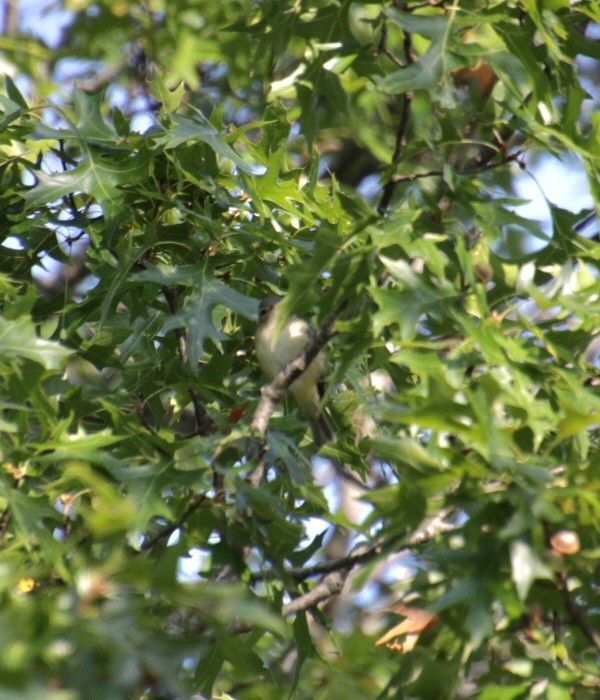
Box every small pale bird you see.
[255,295,335,446]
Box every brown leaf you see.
[375,603,439,653]
[228,403,249,423]
[452,60,497,99]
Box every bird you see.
[255,295,335,446]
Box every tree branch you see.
[276,508,456,617]
[387,149,525,186]
[2,0,19,37]
[281,568,351,617]
[250,507,457,584]
[251,539,384,585]
[273,509,458,617]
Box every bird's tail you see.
[309,412,335,447]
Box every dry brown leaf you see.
[228,402,249,423]
[375,603,439,653]
[452,59,497,99]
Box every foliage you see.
[0,0,599,698]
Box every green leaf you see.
[148,71,185,113]
[379,41,462,95]
[371,269,456,341]
[509,540,553,600]
[0,480,61,550]
[245,147,316,223]
[464,593,493,649]
[496,21,553,102]
[71,88,118,144]
[361,481,426,532]
[520,0,570,63]
[23,144,150,213]
[155,112,258,175]
[5,76,28,109]
[0,317,71,369]
[291,612,316,690]
[380,8,466,95]
[369,436,445,474]
[154,268,257,366]
[478,684,530,700]
[170,582,285,635]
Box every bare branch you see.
[377,17,406,69]
[407,508,457,545]
[282,569,351,617]
[251,507,458,583]
[386,149,525,187]
[2,0,19,37]
[270,509,459,617]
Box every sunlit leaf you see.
[0,318,70,369]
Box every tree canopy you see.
[0,0,599,698]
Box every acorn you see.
[550,530,580,556]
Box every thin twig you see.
[0,509,11,544]
[556,569,600,652]
[377,17,406,68]
[140,494,207,551]
[57,140,80,221]
[251,539,386,584]
[388,149,525,186]
[378,28,414,214]
[391,169,443,184]
[378,93,412,213]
